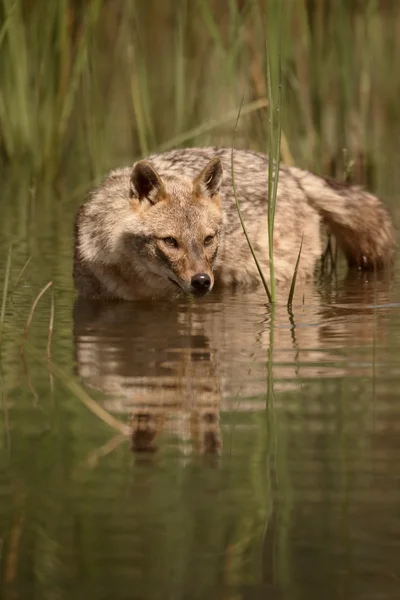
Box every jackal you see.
[73,147,395,300]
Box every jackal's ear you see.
[194,157,223,198]
[130,160,165,204]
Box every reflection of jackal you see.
[73,298,223,456]
[74,147,395,300]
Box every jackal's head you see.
[126,156,223,297]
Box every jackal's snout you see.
[190,273,212,296]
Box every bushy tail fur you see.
[290,167,396,269]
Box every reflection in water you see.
[73,272,395,458]
[67,273,400,598]
[73,297,223,456]
[1,263,399,600]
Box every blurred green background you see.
[2,0,400,188]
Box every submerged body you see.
[74,147,395,300]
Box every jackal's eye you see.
[204,235,214,246]
[163,237,178,248]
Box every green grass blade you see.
[271,55,283,235]
[23,340,129,434]
[266,43,279,303]
[0,245,12,342]
[287,235,304,308]
[58,0,103,142]
[231,99,272,303]
[11,255,31,295]
[0,0,16,48]
[198,0,226,56]
[174,0,188,134]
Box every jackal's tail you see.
[290,167,396,269]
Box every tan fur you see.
[73,147,395,300]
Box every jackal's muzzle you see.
[190,273,212,296]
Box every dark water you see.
[1,185,400,600]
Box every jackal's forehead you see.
[147,199,221,237]
[136,187,222,239]
[162,175,193,201]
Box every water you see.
[0,188,400,600]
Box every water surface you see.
[0,184,400,600]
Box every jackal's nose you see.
[190,273,211,295]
